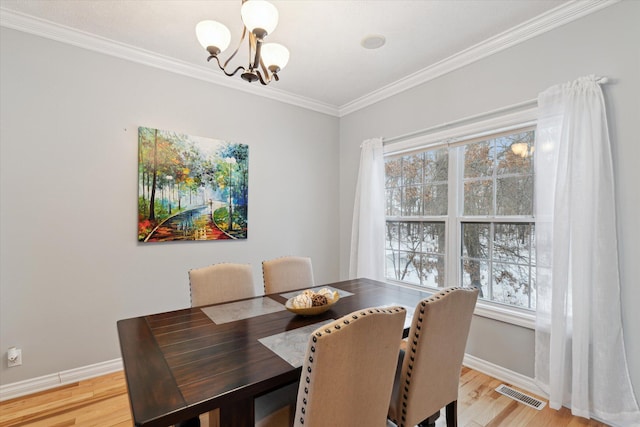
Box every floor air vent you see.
[495,384,546,410]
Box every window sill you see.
[384,280,536,329]
[473,300,535,330]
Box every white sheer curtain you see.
[534,75,640,424]
[349,138,385,280]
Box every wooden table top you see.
[117,278,431,427]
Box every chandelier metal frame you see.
[197,0,288,86]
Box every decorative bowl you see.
[285,295,339,316]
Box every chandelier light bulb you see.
[241,0,279,38]
[261,43,290,72]
[196,20,231,55]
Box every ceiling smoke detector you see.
[361,34,386,50]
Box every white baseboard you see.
[1,354,540,403]
[463,353,548,398]
[1,353,533,403]
[0,353,626,427]
[462,355,624,427]
[0,358,123,402]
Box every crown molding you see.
[0,7,340,117]
[1,0,619,118]
[338,0,620,117]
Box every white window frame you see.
[384,107,538,329]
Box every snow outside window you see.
[384,126,536,314]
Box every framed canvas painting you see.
[138,127,248,242]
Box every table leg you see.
[208,408,220,427]
[219,398,254,427]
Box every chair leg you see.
[417,410,440,427]
[445,401,458,427]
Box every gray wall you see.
[0,28,340,384]
[339,0,639,397]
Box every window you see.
[460,131,536,309]
[384,120,537,315]
[385,148,448,287]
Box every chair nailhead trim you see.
[296,306,407,426]
[395,287,473,427]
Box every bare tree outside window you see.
[461,130,536,309]
[385,128,536,310]
[385,148,447,288]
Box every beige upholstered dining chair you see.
[185,262,256,427]
[262,256,314,294]
[188,262,255,307]
[387,287,479,427]
[292,306,407,427]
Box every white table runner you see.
[258,319,335,367]
[201,297,286,324]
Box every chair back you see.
[262,256,314,294]
[294,306,407,427]
[188,263,255,307]
[388,287,479,427]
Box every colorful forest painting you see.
[138,127,248,242]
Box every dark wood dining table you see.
[117,277,431,427]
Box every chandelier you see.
[195,0,290,85]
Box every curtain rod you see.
[383,76,609,146]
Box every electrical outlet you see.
[8,347,22,367]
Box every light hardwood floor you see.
[0,367,610,427]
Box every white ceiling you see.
[2,0,598,115]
